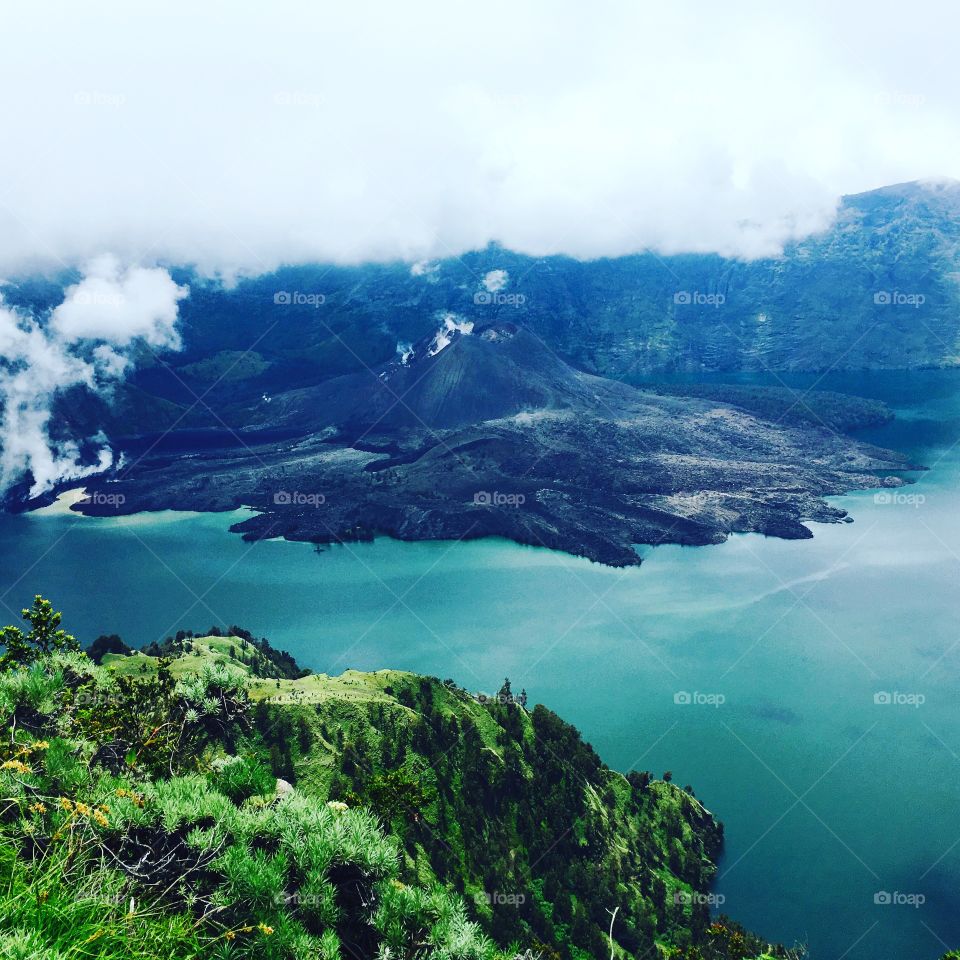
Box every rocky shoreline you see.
[60,325,920,567]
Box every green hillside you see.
[0,598,796,960]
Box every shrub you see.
[212,755,277,804]
[0,597,79,672]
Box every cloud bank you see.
[0,0,959,276]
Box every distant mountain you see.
[19,179,960,451]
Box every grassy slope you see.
[101,639,786,960]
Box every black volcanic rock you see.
[67,323,919,567]
[245,322,653,435]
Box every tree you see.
[628,770,652,792]
[0,596,79,671]
[87,633,131,664]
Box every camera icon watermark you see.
[474,291,527,307]
[74,91,126,108]
[874,290,925,308]
[474,890,526,907]
[473,490,525,508]
[674,290,725,308]
[874,691,925,707]
[273,290,326,308]
[874,91,926,108]
[673,890,725,906]
[77,491,126,509]
[273,90,325,108]
[74,291,126,308]
[273,490,326,507]
[874,890,925,908]
[674,690,725,707]
[873,491,925,507]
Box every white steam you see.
[483,270,509,293]
[428,314,474,357]
[0,257,188,497]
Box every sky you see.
[0,0,958,277]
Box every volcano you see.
[69,322,917,566]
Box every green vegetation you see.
[179,350,272,384]
[0,599,796,960]
[135,626,310,681]
[641,383,893,434]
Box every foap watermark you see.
[473,491,525,508]
[674,290,725,308]
[476,691,527,708]
[274,892,325,907]
[273,490,326,507]
[273,90,325,108]
[874,91,926,108]
[474,890,526,907]
[71,688,106,708]
[73,290,126,308]
[673,890,726,907]
[78,491,126,508]
[273,290,326,308]
[674,691,725,707]
[874,691,925,708]
[874,890,925,908]
[74,91,126,108]
[874,491,925,508]
[474,291,526,307]
[874,290,925,308]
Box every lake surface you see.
[3,370,960,960]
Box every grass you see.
[0,841,207,959]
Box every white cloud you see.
[0,260,187,496]
[51,255,187,347]
[0,0,958,275]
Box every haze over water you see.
[3,370,959,960]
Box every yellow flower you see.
[74,802,91,816]
[32,740,50,750]
[326,800,349,812]
[58,797,74,811]
[28,802,47,815]
[92,810,109,827]
[257,923,274,936]
[1,760,31,774]
[223,930,236,941]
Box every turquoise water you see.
[3,371,960,959]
